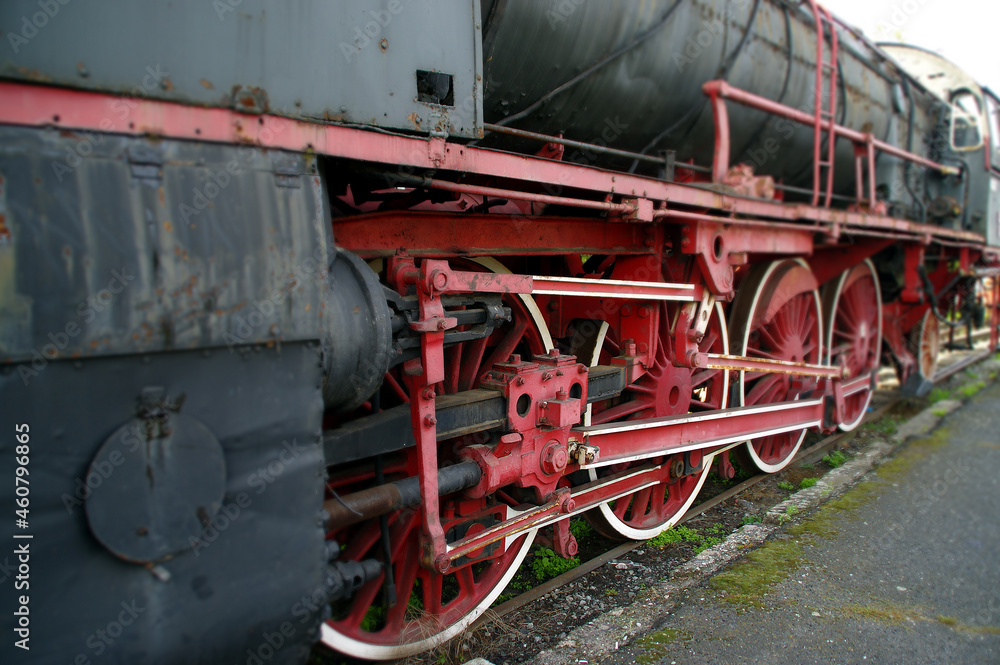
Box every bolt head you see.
[430,269,448,290]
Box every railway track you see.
[481,331,997,625]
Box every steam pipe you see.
[324,461,483,529]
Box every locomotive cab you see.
[880,43,996,244]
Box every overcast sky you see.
[824,0,999,93]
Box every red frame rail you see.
[0,81,986,249]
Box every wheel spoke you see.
[592,397,652,424]
[689,368,720,390]
[823,261,881,431]
[745,374,783,406]
[586,297,725,540]
[458,336,490,391]
[425,569,444,615]
[481,318,528,371]
[757,324,782,352]
[385,553,420,633]
[731,260,822,472]
[384,372,410,403]
[746,345,782,361]
[445,341,464,394]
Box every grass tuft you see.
[822,450,847,468]
[530,547,579,582]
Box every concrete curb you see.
[468,357,1000,665]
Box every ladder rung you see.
[822,63,836,70]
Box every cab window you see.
[987,93,1000,168]
[950,90,984,151]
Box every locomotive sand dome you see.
[1,0,999,663]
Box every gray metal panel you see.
[990,174,1000,246]
[0,0,483,138]
[0,344,326,665]
[0,125,331,364]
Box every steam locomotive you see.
[1,0,998,662]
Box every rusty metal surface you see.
[0,0,483,139]
[0,125,331,364]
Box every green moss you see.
[824,480,882,511]
[777,480,795,491]
[634,628,693,664]
[799,477,818,489]
[876,427,952,482]
[839,601,923,628]
[710,538,804,605]
[875,455,913,482]
[786,513,838,540]
[712,472,897,606]
[936,616,1000,636]
[785,480,883,541]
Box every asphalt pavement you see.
[599,380,1000,665]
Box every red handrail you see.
[702,80,960,207]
